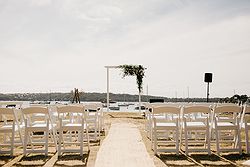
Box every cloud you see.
[29,0,51,7]
[0,0,250,97]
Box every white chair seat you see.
[186,122,206,126]
[215,122,237,129]
[185,122,207,130]
[0,125,20,132]
[31,123,56,129]
[88,112,96,116]
[64,123,82,127]
[34,113,45,117]
[154,115,167,119]
[156,122,177,127]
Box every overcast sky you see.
[0,0,250,98]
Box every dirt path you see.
[95,122,155,167]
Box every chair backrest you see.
[213,105,242,114]
[153,106,180,114]
[213,105,242,124]
[0,107,15,115]
[0,108,16,124]
[183,105,211,114]
[22,107,49,115]
[152,106,181,124]
[57,105,85,124]
[182,105,211,122]
[22,107,50,126]
[57,105,84,114]
[152,106,181,118]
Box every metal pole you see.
[107,68,110,112]
[207,82,209,103]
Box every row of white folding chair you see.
[34,103,103,142]
[151,105,211,155]
[0,105,90,156]
[0,106,57,156]
[150,104,243,155]
[22,105,90,156]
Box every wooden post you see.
[139,91,141,112]
[107,68,110,112]
[72,88,81,103]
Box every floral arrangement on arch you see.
[118,64,146,93]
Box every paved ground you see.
[94,122,155,167]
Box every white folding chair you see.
[212,105,242,154]
[152,106,181,155]
[181,105,211,155]
[146,103,172,140]
[57,105,90,156]
[240,104,250,153]
[85,103,103,141]
[144,103,152,139]
[22,106,57,156]
[0,108,23,156]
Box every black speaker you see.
[204,73,212,83]
[149,99,164,103]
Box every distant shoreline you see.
[0,92,227,103]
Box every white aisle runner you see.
[95,123,155,167]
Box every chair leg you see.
[86,128,90,151]
[153,128,157,155]
[207,127,211,155]
[215,129,220,154]
[237,127,242,155]
[184,128,188,155]
[23,129,28,156]
[52,129,58,151]
[176,128,179,155]
[45,129,49,156]
[180,127,183,151]
[80,130,83,156]
[10,135,14,156]
[58,129,62,156]
[246,127,250,154]
[94,122,97,141]
[10,125,15,156]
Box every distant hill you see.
[0,92,224,103]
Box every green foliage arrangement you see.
[119,64,146,93]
